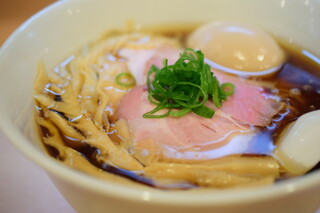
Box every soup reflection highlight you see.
[33,22,320,189]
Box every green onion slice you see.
[143,48,235,119]
[115,72,136,88]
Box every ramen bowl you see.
[0,0,320,212]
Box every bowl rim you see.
[1,0,320,207]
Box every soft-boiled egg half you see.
[275,110,320,175]
[187,21,286,77]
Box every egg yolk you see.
[187,22,286,75]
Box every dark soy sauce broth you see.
[38,30,320,188]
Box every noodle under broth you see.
[33,23,320,189]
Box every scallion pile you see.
[143,48,234,119]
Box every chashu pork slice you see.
[106,34,283,162]
[116,71,284,161]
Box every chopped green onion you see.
[115,72,136,88]
[192,105,215,118]
[143,48,235,119]
[142,100,170,118]
[221,83,235,96]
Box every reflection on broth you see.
[33,22,320,189]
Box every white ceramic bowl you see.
[0,0,320,212]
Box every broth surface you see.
[34,25,320,189]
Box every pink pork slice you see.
[115,44,283,160]
[119,44,181,85]
[117,75,283,160]
[215,71,282,127]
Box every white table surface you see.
[0,131,75,213]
